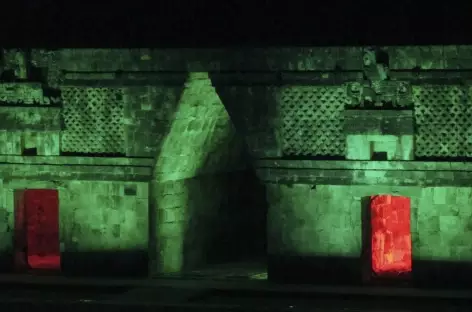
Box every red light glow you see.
[24,190,61,271]
[371,195,412,276]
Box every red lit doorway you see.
[369,195,412,280]
[13,189,61,272]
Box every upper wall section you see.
[3,47,472,160]
[45,47,472,72]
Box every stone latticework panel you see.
[279,86,349,157]
[413,85,472,158]
[61,87,125,154]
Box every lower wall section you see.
[0,179,149,276]
[152,169,267,274]
[266,184,472,287]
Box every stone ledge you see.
[62,70,472,88]
[254,159,472,171]
[63,72,188,87]
[343,110,414,136]
[0,164,152,182]
[56,47,472,72]
[255,160,472,186]
[256,167,472,186]
[63,71,364,87]
[256,168,472,187]
[0,156,154,166]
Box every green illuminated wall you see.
[268,184,472,261]
[0,179,149,273]
[0,67,266,276]
[5,48,472,283]
[267,184,362,258]
[150,73,265,274]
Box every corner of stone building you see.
[150,72,261,275]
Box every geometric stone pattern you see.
[279,86,349,157]
[279,84,472,159]
[413,85,472,158]
[60,87,125,154]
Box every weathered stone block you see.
[36,132,60,156]
[0,132,22,155]
[0,83,44,104]
[343,110,414,136]
[345,135,372,160]
[346,134,414,161]
[0,107,62,131]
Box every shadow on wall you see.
[268,196,472,289]
[151,72,269,274]
[0,250,148,278]
[153,160,268,274]
[60,250,149,277]
[268,255,472,289]
[181,167,268,270]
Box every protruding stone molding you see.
[60,69,472,87]
[0,156,153,181]
[0,155,154,166]
[62,72,189,87]
[0,163,152,182]
[255,159,472,186]
[54,47,472,72]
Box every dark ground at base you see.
[0,274,471,312]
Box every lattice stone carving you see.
[413,85,472,158]
[279,86,349,156]
[61,87,125,154]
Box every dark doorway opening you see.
[371,151,388,160]
[22,147,38,156]
[14,189,61,273]
[362,195,412,285]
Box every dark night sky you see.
[1,1,471,46]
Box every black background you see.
[1,1,471,47]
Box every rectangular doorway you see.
[369,195,412,280]
[14,189,60,272]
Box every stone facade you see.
[1,47,472,287]
[0,49,263,276]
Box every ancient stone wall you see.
[123,86,182,157]
[267,184,472,285]
[149,73,264,274]
[153,171,266,274]
[0,48,265,276]
[0,179,149,275]
[60,87,125,155]
[53,47,472,72]
[4,47,472,283]
[23,47,472,160]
